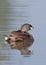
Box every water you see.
[0,0,46,65]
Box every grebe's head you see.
[20,23,34,32]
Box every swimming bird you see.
[5,23,34,55]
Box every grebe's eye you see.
[30,25,32,27]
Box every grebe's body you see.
[5,23,34,55]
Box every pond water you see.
[0,0,46,65]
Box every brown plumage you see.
[5,23,34,55]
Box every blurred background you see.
[0,0,46,65]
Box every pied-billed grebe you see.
[5,23,34,55]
